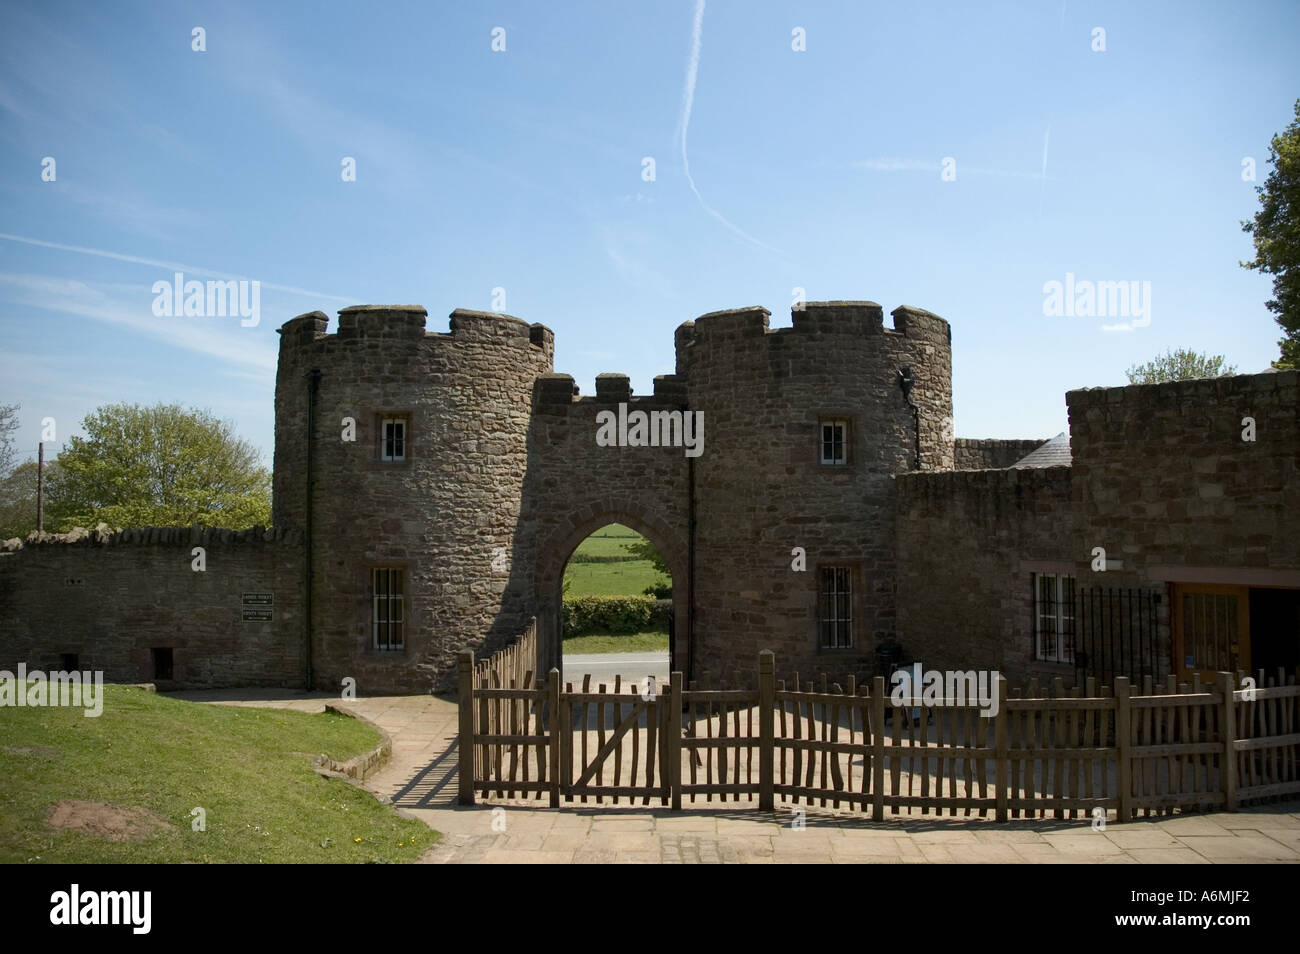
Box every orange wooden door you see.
[1172,583,1251,684]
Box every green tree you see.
[1125,349,1238,385]
[0,402,19,476]
[0,459,66,539]
[622,536,668,577]
[622,536,672,596]
[1241,98,1300,369]
[48,403,270,531]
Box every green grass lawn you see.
[568,523,643,559]
[564,558,662,596]
[562,525,671,653]
[562,631,670,654]
[566,523,667,596]
[0,685,435,864]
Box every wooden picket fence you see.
[457,649,1300,820]
[462,619,545,800]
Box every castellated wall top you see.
[276,305,556,354]
[673,301,951,345]
[538,301,953,407]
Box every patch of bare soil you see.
[2,744,60,758]
[47,800,175,841]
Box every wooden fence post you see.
[457,650,475,806]
[872,675,886,822]
[548,667,561,808]
[1114,676,1131,823]
[994,674,1008,823]
[668,670,683,811]
[758,651,775,812]
[1219,671,1238,812]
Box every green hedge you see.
[567,554,642,564]
[562,596,673,635]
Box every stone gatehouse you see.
[2,301,1297,694]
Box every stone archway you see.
[534,506,690,681]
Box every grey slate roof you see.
[1009,432,1071,468]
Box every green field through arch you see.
[561,523,671,655]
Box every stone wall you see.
[274,306,555,695]
[897,369,1300,686]
[13,300,1286,698]
[525,373,691,673]
[679,302,953,684]
[0,526,302,687]
[895,467,1080,684]
[1067,370,1300,572]
[953,438,1046,470]
[271,299,958,691]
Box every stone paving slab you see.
[172,688,1300,865]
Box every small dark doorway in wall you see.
[1250,588,1300,678]
[152,647,174,681]
[59,653,79,671]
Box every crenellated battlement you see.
[276,305,554,355]
[533,372,687,408]
[673,302,950,345]
[672,302,952,370]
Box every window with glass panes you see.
[372,568,404,650]
[1034,573,1076,663]
[381,418,406,461]
[821,420,847,465]
[819,566,853,649]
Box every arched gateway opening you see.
[558,523,672,688]
[535,510,690,686]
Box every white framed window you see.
[372,568,404,650]
[380,417,406,461]
[820,419,848,465]
[1034,573,1076,663]
[819,566,853,649]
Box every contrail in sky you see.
[0,232,356,303]
[677,0,781,254]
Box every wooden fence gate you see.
[557,674,679,804]
[457,646,1300,820]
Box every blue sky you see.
[2,0,1297,468]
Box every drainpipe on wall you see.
[304,368,321,690]
[898,366,921,470]
[687,447,697,684]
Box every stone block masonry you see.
[274,306,555,695]
[953,438,1046,470]
[0,526,302,688]
[3,297,1295,697]
[897,369,1299,685]
[1067,370,1300,570]
[678,302,953,684]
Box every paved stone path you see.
[173,688,1300,864]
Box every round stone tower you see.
[273,305,554,693]
[675,301,952,682]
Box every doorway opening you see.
[559,523,673,691]
[1172,583,1300,684]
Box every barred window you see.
[372,568,405,650]
[820,420,848,465]
[1034,573,1076,664]
[819,566,853,649]
[381,418,406,461]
